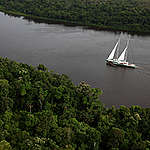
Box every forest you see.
[0,57,150,150]
[0,0,150,33]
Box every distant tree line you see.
[0,0,150,33]
[0,57,150,150]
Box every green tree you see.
[0,140,12,150]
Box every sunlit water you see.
[0,12,150,107]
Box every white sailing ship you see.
[106,36,136,68]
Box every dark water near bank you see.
[0,12,150,107]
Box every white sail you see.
[106,35,136,68]
[118,38,129,61]
[107,38,120,60]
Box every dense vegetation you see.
[0,57,150,150]
[0,0,150,33]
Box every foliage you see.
[0,57,150,149]
[0,0,150,33]
[0,140,12,150]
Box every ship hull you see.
[106,60,136,69]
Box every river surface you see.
[0,12,150,107]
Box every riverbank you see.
[0,56,150,150]
[0,5,150,35]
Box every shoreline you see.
[0,7,150,35]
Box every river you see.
[0,12,150,107]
